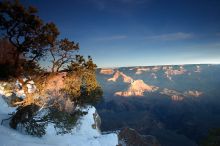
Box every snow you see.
[0,84,118,146]
[26,80,37,93]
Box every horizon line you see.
[97,63,220,69]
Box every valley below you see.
[95,64,220,146]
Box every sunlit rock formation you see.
[171,95,184,101]
[108,71,133,83]
[100,68,114,75]
[151,66,161,72]
[184,90,203,97]
[161,88,203,101]
[160,88,184,101]
[135,67,150,75]
[163,65,186,80]
[115,80,158,97]
[165,67,186,76]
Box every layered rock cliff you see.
[100,68,114,75]
[108,71,133,83]
[115,80,159,97]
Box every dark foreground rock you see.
[118,127,161,146]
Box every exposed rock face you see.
[151,66,161,72]
[195,65,201,72]
[184,90,203,97]
[171,95,184,101]
[108,71,121,82]
[163,66,186,80]
[108,71,133,83]
[118,128,161,146]
[115,80,158,97]
[160,88,184,101]
[165,68,186,76]
[135,68,150,75]
[100,68,114,75]
[161,88,203,101]
[92,110,101,133]
[151,73,157,79]
[120,72,133,83]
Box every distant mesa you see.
[108,71,120,82]
[115,80,159,97]
[194,65,201,72]
[100,68,114,75]
[160,88,184,101]
[129,67,136,70]
[120,72,134,83]
[171,95,184,101]
[135,67,150,75]
[151,66,161,72]
[164,65,186,80]
[165,67,186,76]
[160,88,203,101]
[162,66,168,70]
[165,74,172,80]
[184,90,203,97]
[108,71,133,83]
[151,73,157,79]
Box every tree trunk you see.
[14,50,22,75]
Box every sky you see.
[21,0,220,68]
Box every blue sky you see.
[21,0,220,68]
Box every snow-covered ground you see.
[0,84,118,146]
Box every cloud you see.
[95,35,127,41]
[146,32,194,41]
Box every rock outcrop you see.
[160,88,203,101]
[100,68,114,75]
[194,65,201,72]
[184,90,203,97]
[115,80,158,97]
[118,128,161,146]
[108,71,133,83]
[135,67,150,75]
[160,88,184,101]
[0,84,119,146]
[151,73,157,79]
[163,66,186,80]
[151,66,161,72]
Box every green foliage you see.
[49,38,79,72]
[2,0,101,138]
[9,103,87,137]
[0,0,59,64]
[9,104,45,137]
[64,56,103,106]
[23,118,46,137]
[0,64,16,79]
[201,128,220,146]
[42,108,86,135]
[20,60,45,75]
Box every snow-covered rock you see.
[0,83,119,146]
